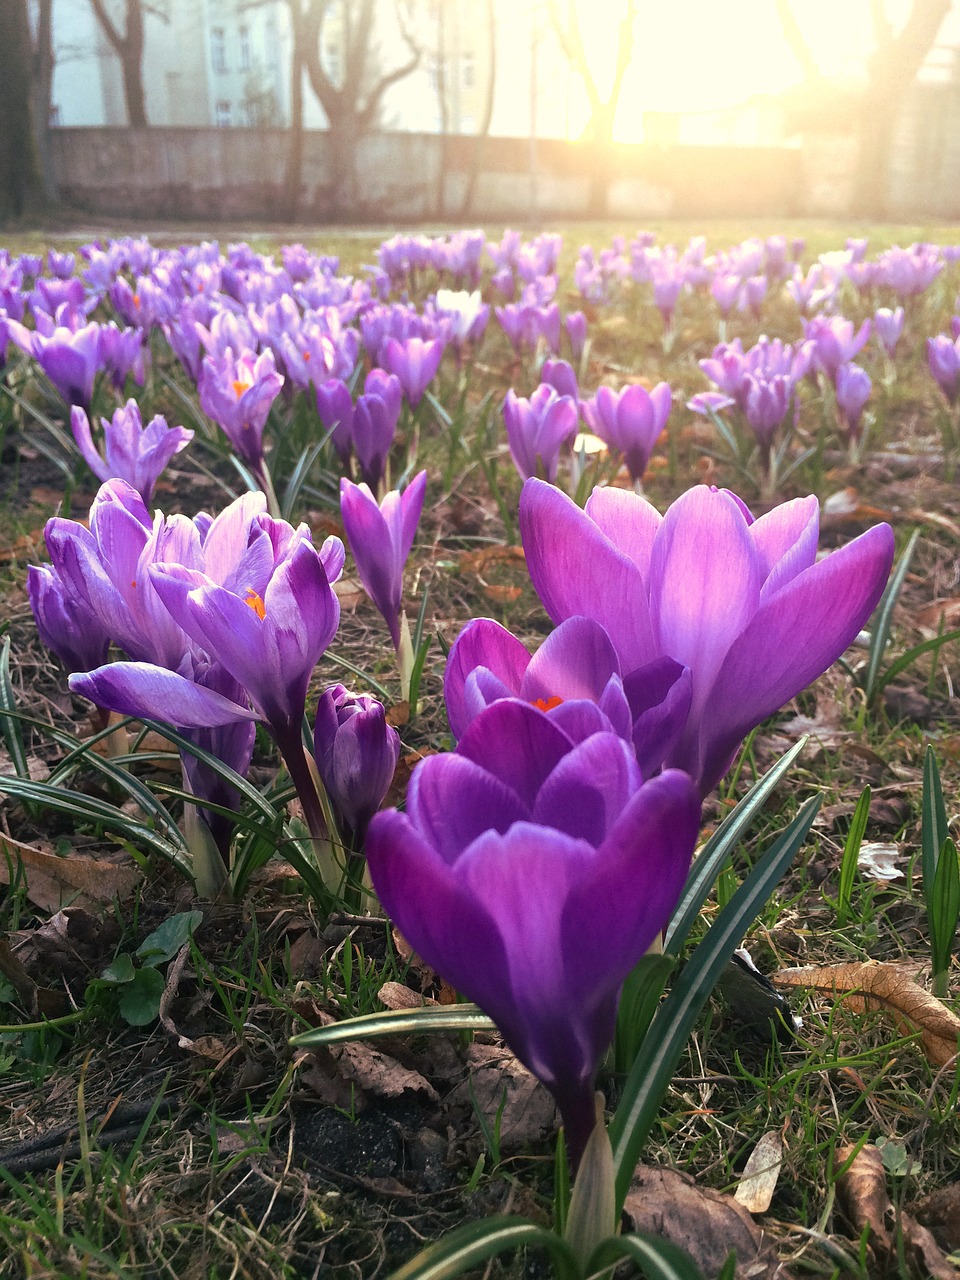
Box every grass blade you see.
[588,1231,707,1280]
[609,794,821,1210]
[922,745,950,890]
[836,785,871,928]
[290,1003,495,1047]
[389,1216,578,1280]
[0,638,31,785]
[665,737,808,954]
[862,527,919,702]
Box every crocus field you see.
[0,221,959,1279]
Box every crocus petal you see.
[649,486,763,721]
[691,522,896,792]
[584,487,662,583]
[520,616,621,707]
[69,407,110,482]
[749,495,820,598]
[531,732,641,844]
[520,478,656,670]
[69,662,257,727]
[406,752,529,860]
[456,699,573,810]
[444,617,531,740]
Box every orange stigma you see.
[532,695,563,712]
[232,377,251,399]
[244,589,266,619]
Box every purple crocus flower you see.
[565,311,587,360]
[313,684,400,848]
[70,401,193,503]
[742,374,792,448]
[27,564,112,676]
[519,479,895,797]
[802,315,872,382]
[444,614,691,781]
[835,362,872,443]
[540,358,579,402]
[8,318,102,410]
[315,377,355,467]
[502,384,578,484]
[873,307,904,359]
[339,471,427,650]
[353,371,403,493]
[366,699,701,1166]
[379,336,444,409]
[927,334,960,405]
[582,383,672,486]
[198,346,284,476]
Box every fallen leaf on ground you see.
[774,961,960,1066]
[858,842,906,881]
[0,833,141,913]
[457,545,525,575]
[378,981,436,1010]
[836,1143,957,1279]
[447,1044,557,1154]
[332,577,365,609]
[734,1130,783,1214]
[914,1182,960,1252]
[624,1164,792,1279]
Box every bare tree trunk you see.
[285,7,305,220]
[0,0,44,221]
[852,0,950,215]
[89,0,149,126]
[31,0,58,202]
[459,0,496,219]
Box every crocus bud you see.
[313,684,400,847]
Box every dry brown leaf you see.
[378,981,436,1011]
[914,1182,960,1252]
[333,576,366,609]
[837,1144,958,1280]
[447,1043,557,1154]
[624,1164,792,1279]
[734,1130,783,1214]
[330,1039,439,1102]
[482,583,523,603]
[774,961,960,1066]
[457,545,525,575]
[0,833,141,913]
[385,701,409,728]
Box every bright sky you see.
[543,0,958,136]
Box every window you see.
[461,50,475,89]
[324,39,342,83]
[215,100,232,127]
[211,26,227,74]
[239,24,251,71]
[49,104,61,126]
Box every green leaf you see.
[389,1216,578,1280]
[614,953,676,1074]
[100,953,136,985]
[836,786,871,928]
[117,967,165,1026]
[665,737,808,954]
[922,746,950,892]
[0,638,30,786]
[136,910,203,966]
[0,775,190,871]
[609,795,820,1212]
[862,527,919,703]
[930,837,960,983]
[588,1230,708,1280]
[870,628,960,699]
[290,1003,495,1048]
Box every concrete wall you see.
[48,126,818,223]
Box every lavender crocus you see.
[313,684,400,848]
[519,479,895,797]
[315,377,354,467]
[927,334,960,405]
[27,564,112,677]
[502,384,578,484]
[70,401,193,503]
[835,362,872,444]
[444,614,691,780]
[198,346,284,477]
[803,315,871,383]
[339,470,427,650]
[380,336,444,409]
[873,307,904,359]
[8,318,102,410]
[353,370,403,493]
[582,383,672,487]
[366,699,701,1166]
